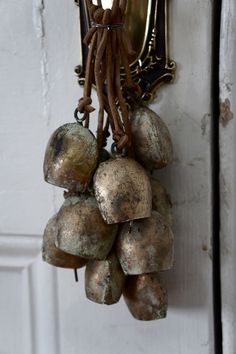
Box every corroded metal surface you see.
[130,106,173,170]
[116,211,174,275]
[123,273,168,321]
[93,156,152,224]
[85,253,125,305]
[43,123,98,192]
[56,195,118,259]
[42,214,87,268]
[150,178,173,226]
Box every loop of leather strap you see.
[77,0,136,155]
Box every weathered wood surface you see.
[220,1,236,353]
[0,0,214,353]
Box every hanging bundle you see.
[76,0,139,155]
[42,0,174,321]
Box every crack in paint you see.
[201,113,211,137]
[32,0,51,126]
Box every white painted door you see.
[0,1,217,353]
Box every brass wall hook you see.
[74,0,176,103]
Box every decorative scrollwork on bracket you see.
[74,0,176,104]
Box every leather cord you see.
[78,0,137,156]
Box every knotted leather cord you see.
[77,33,97,128]
[77,0,138,155]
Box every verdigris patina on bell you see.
[93,156,152,224]
[43,123,98,192]
[85,253,125,305]
[42,215,87,268]
[116,211,174,275]
[130,106,173,170]
[56,195,118,259]
[123,273,168,321]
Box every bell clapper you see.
[128,220,133,234]
[74,269,79,283]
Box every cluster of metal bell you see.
[42,106,174,321]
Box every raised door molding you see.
[0,234,60,354]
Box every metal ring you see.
[121,147,127,157]
[74,108,88,125]
[111,143,127,157]
[91,22,124,30]
[111,142,117,155]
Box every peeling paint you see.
[202,244,208,252]
[32,0,51,125]
[187,157,204,166]
[32,0,45,39]
[225,82,233,93]
[208,248,212,261]
[173,184,205,207]
[201,113,211,137]
[201,242,212,261]
[220,173,230,212]
[172,157,181,164]
[220,98,234,127]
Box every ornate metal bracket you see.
[74,0,176,103]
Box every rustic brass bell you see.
[43,123,98,192]
[151,178,173,226]
[56,195,118,259]
[116,211,174,275]
[130,106,173,170]
[42,215,87,268]
[93,156,152,224]
[123,273,168,321]
[87,149,111,194]
[85,253,125,305]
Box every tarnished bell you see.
[130,106,173,170]
[56,195,118,260]
[85,253,125,305]
[93,156,152,224]
[42,215,87,268]
[116,211,174,275]
[123,273,168,321]
[43,123,98,192]
[151,178,173,226]
[88,149,111,194]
